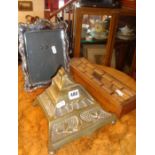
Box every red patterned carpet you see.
[18,65,136,155]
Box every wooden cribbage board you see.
[70,58,136,117]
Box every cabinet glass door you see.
[80,14,116,67]
[114,15,136,75]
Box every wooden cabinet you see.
[73,6,136,71]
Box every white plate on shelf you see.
[117,32,136,40]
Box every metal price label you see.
[68,89,80,100]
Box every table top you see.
[18,64,136,155]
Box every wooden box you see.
[70,58,136,117]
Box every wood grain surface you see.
[70,58,136,117]
[18,65,136,155]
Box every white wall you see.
[18,0,44,22]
